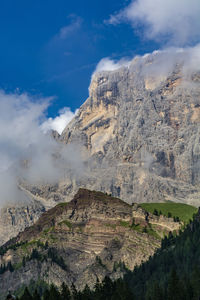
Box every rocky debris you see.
[0,189,181,297]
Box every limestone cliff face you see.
[61,75,119,154]
[0,200,45,246]
[0,51,200,247]
[59,54,200,206]
[0,189,180,297]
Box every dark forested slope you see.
[11,208,200,300]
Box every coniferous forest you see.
[9,210,200,300]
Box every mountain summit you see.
[1,50,200,246]
[58,51,200,205]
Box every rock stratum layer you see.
[0,189,180,298]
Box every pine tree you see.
[21,287,33,300]
[32,289,41,300]
[22,257,26,268]
[143,226,147,233]
[43,289,50,300]
[150,282,163,300]
[111,278,134,300]
[168,212,172,218]
[7,261,14,272]
[153,209,159,216]
[101,276,114,299]
[81,284,92,300]
[61,282,71,300]
[94,278,101,299]
[71,283,79,300]
[48,284,61,300]
[191,267,200,299]
[167,269,183,300]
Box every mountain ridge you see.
[1,50,200,247]
[0,189,181,298]
[57,53,200,205]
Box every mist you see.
[94,44,200,90]
[0,90,83,207]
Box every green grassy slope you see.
[140,202,198,223]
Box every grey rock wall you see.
[59,54,200,206]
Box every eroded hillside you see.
[0,189,181,298]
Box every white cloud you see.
[137,45,200,87]
[0,91,82,206]
[58,15,82,40]
[94,57,131,73]
[93,44,200,90]
[107,0,200,46]
[41,107,76,135]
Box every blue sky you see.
[1,0,200,121]
[0,0,159,117]
[0,0,200,202]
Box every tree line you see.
[7,210,200,299]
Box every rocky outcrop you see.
[1,51,200,247]
[0,189,180,297]
[0,199,45,246]
[58,54,200,206]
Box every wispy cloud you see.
[41,107,77,134]
[57,15,82,40]
[94,57,131,73]
[93,44,200,91]
[106,0,200,46]
[0,91,82,206]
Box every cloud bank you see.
[107,0,200,46]
[41,107,76,134]
[97,0,200,76]
[94,57,131,73]
[0,91,81,206]
[93,45,200,95]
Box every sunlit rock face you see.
[60,52,200,206]
[1,50,200,246]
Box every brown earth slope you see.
[0,189,180,297]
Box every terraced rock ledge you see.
[0,189,181,298]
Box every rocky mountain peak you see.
[58,51,200,206]
[1,50,200,247]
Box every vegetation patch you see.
[43,228,51,234]
[105,223,116,229]
[145,226,161,240]
[58,220,72,229]
[0,241,27,256]
[140,202,197,223]
[14,279,49,299]
[119,220,130,228]
[131,223,142,232]
[13,261,23,270]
